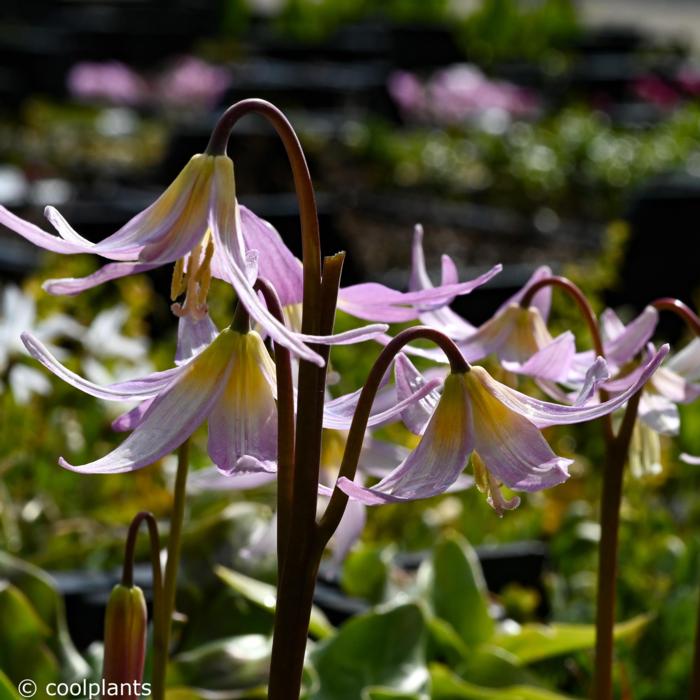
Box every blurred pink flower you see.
[389,64,539,126]
[156,56,232,110]
[633,75,679,109]
[67,56,231,111]
[68,61,148,106]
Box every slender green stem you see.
[151,440,189,700]
[592,391,642,700]
[318,325,469,547]
[254,278,295,572]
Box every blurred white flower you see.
[82,305,148,361]
[0,285,81,404]
[1,286,149,406]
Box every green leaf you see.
[341,545,392,604]
[421,535,494,646]
[0,582,59,685]
[493,614,652,665]
[430,664,579,700]
[310,603,428,700]
[215,566,334,639]
[168,634,271,691]
[426,617,471,666]
[0,669,20,700]
[165,687,267,700]
[0,552,89,681]
[455,647,541,688]
[362,689,424,700]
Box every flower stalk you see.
[651,298,700,700]
[103,512,161,700]
[520,276,622,699]
[151,440,189,700]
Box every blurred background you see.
[1,1,700,697]
[3,0,700,319]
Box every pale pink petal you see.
[473,346,669,428]
[337,375,473,503]
[59,332,236,473]
[21,332,181,401]
[42,262,161,296]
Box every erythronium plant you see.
[2,98,692,700]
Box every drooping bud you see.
[101,583,147,698]
[101,511,160,699]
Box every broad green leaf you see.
[168,634,270,690]
[0,670,20,700]
[363,689,425,700]
[0,582,59,685]
[215,566,334,639]
[165,687,267,700]
[421,535,494,646]
[456,647,541,688]
[341,545,391,603]
[430,664,579,700]
[310,603,428,700]
[0,552,89,681]
[493,614,652,665]
[427,617,471,666]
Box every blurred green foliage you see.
[339,105,700,221]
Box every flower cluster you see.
[1,103,692,525]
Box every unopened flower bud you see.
[102,583,147,698]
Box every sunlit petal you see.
[466,369,571,491]
[338,374,473,503]
[207,332,278,474]
[59,329,237,473]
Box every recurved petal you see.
[475,346,669,429]
[59,329,237,473]
[681,453,700,465]
[239,205,303,307]
[43,262,160,296]
[322,376,442,430]
[212,196,326,367]
[394,353,440,434]
[502,331,576,382]
[95,154,212,261]
[600,308,626,342]
[299,324,389,346]
[572,356,610,406]
[337,264,502,323]
[465,369,571,492]
[501,266,553,320]
[604,306,659,365]
[0,205,95,254]
[187,467,277,493]
[337,373,473,504]
[21,331,182,401]
[666,337,700,381]
[112,400,153,432]
[175,313,219,364]
[207,332,278,474]
[651,366,700,404]
[638,392,680,435]
[408,228,474,336]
